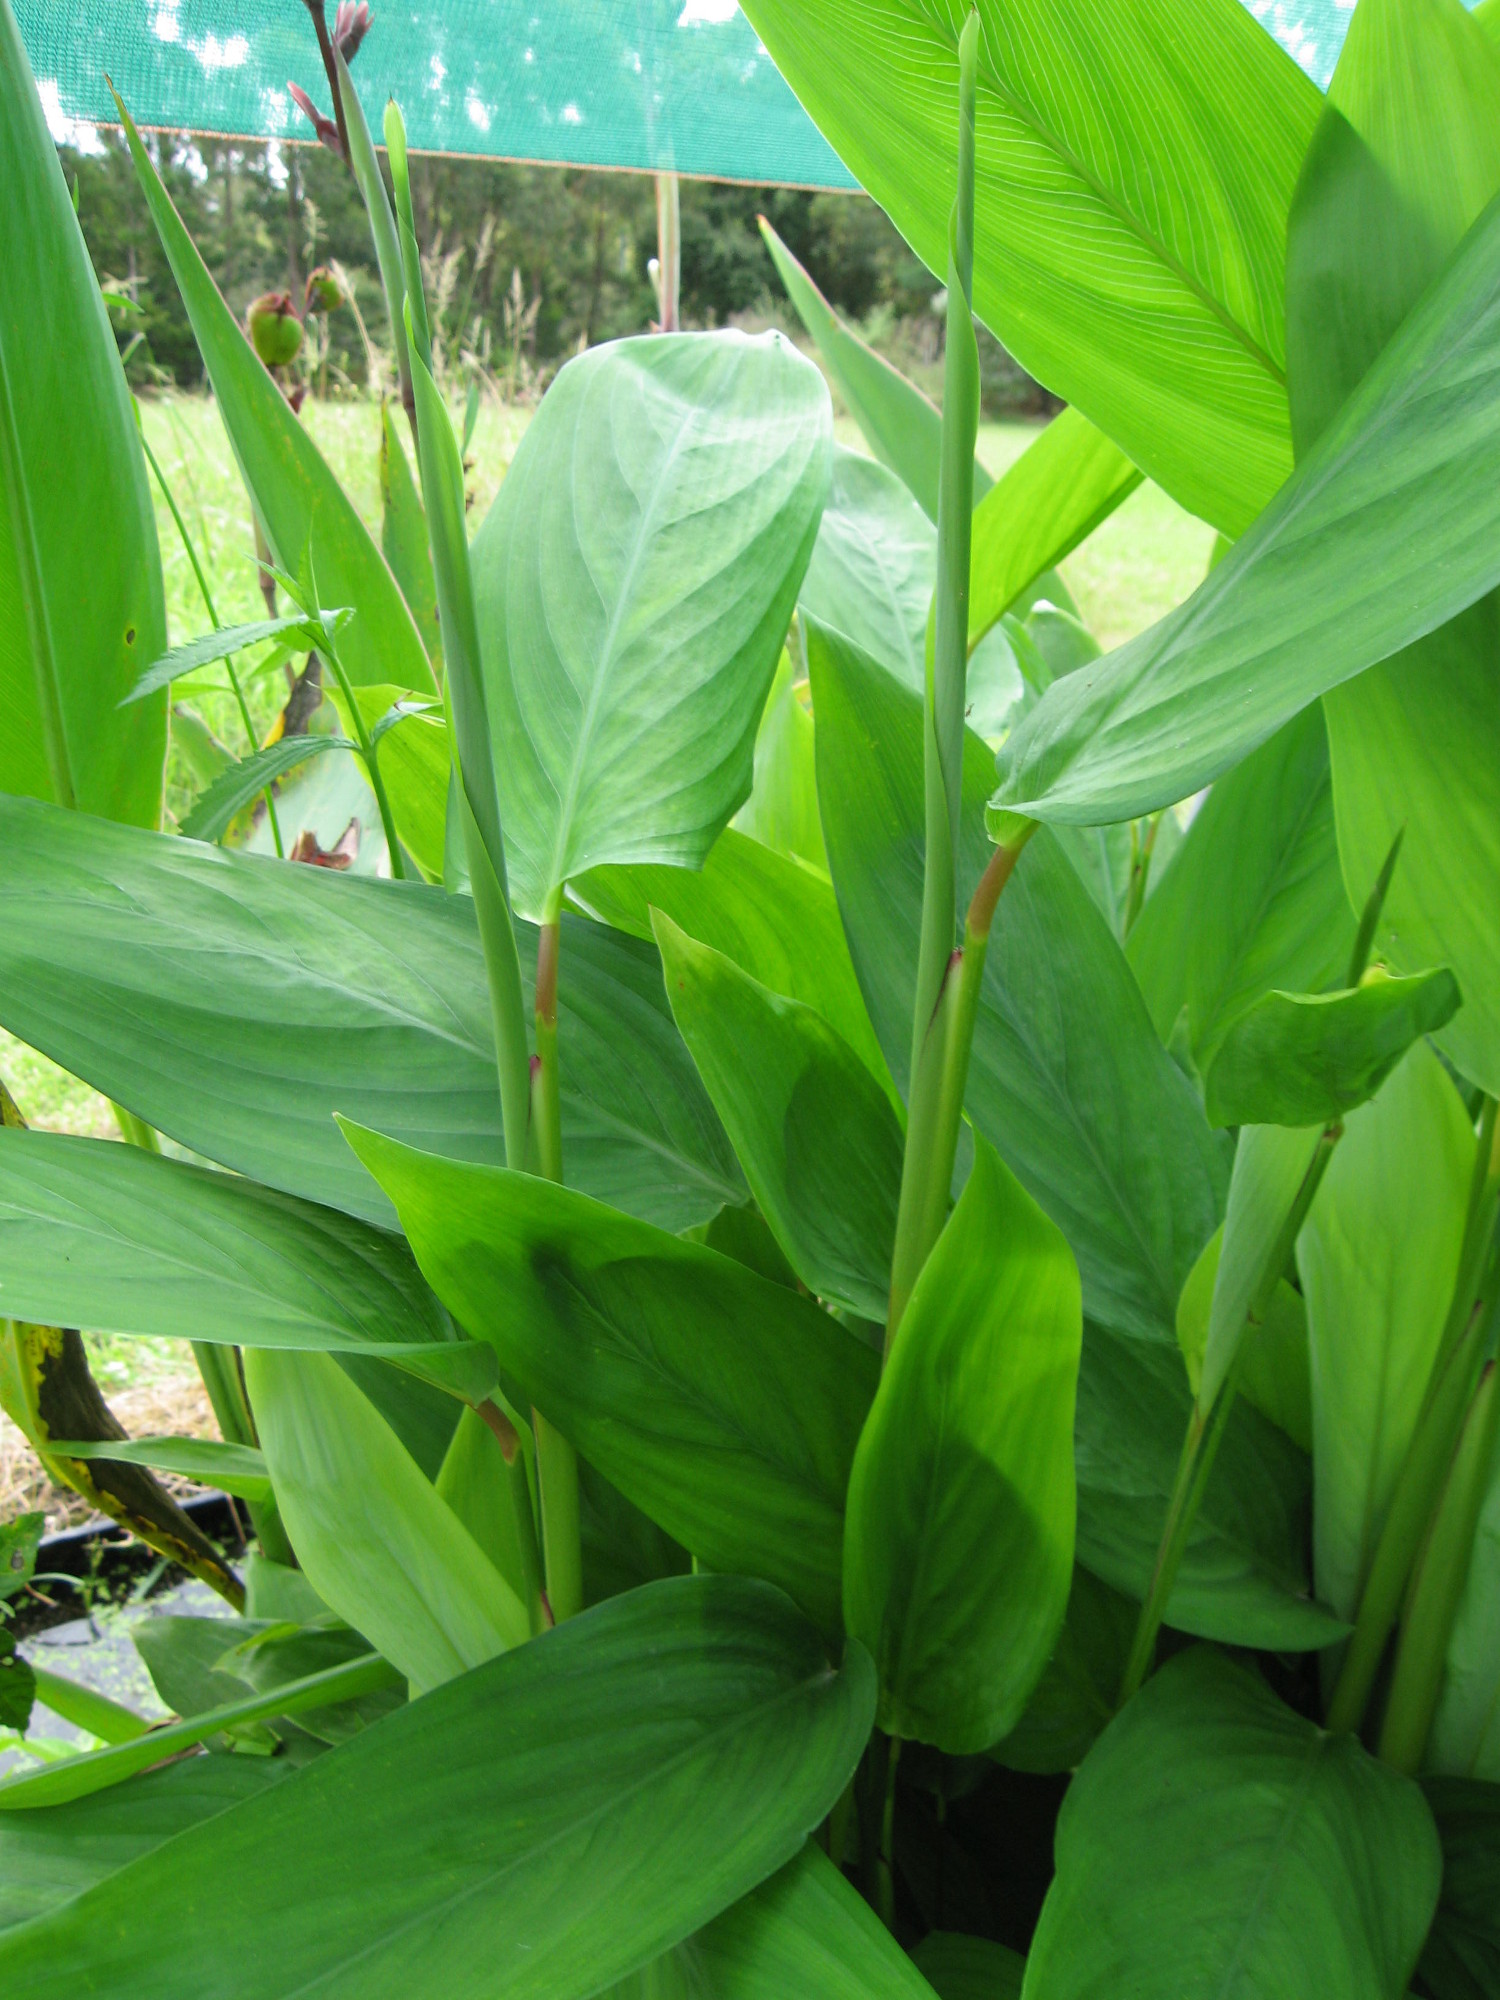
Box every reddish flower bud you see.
[304,265,344,314]
[288,80,342,156]
[334,3,372,62]
[247,292,304,368]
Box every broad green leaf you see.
[1177,1227,1312,1451]
[207,1617,403,1750]
[0,1576,875,1998]
[1328,0,1500,283]
[1285,5,1500,1099]
[0,798,742,1233]
[435,1404,543,1627]
[0,3,165,826]
[844,1139,1080,1752]
[1076,1324,1342,1651]
[654,912,903,1319]
[434,1400,548,1632]
[344,1126,879,1633]
[470,330,831,919]
[380,404,441,666]
[614,1845,941,1999]
[124,612,347,707]
[576,826,890,1096]
[1328,606,1500,1097]
[733,653,828,871]
[1297,1042,1474,1620]
[45,1437,271,1506]
[967,409,1140,652]
[1417,1778,1500,1997]
[991,188,1500,827]
[1127,707,1356,1069]
[800,447,935,689]
[1198,1123,1322,1422]
[132,1614,293,1736]
[1025,1646,1440,1999]
[116,98,433,696]
[686,1203,801,1291]
[987,1567,1138,1775]
[1023,603,1099,683]
[246,1348,527,1691]
[742,0,1318,536]
[1283,110,1441,466]
[809,621,1224,1345]
[912,1933,1024,2000]
[759,218,989,521]
[1204,969,1461,1130]
[179,732,353,843]
[0,1651,398,1811]
[0,1760,290,1934]
[1426,1407,1500,1782]
[796,448,1069,726]
[335,1355,462,1484]
[578,1457,691,1609]
[0,1126,492,1402]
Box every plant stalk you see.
[908,9,980,1078]
[302,0,352,168]
[888,8,985,1352]
[335,47,414,429]
[654,172,681,331]
[137,419,283,856]
[529,916,583,1622]
[385,101,531,1168]
[321,647,405,879]
[1327,1241,1499,1735]
[1122,812,1161,936]
[1378,1358,1499,1773]
[1119,1120,1341,1703]
[886,826,1035,1350]
[876,1732,902,1933]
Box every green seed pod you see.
[247,291,303,366]
[304,265,344,315]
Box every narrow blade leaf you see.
[245,1348,527,1690]
[759,217,988,521]
[115,94,433,695]
[0,3,165,824]
[179,733,354,843]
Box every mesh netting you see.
[14,3,1412,188]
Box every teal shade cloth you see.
[13,1,1460,188]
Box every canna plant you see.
[0,0,1498,1991]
